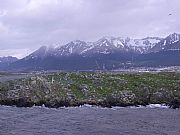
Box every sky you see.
[0,0,180,58]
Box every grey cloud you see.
[0,0,180,58]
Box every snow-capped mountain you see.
[3,33,180,71]
[0,56,18,68]
[124,37,162,53]
[24,46,55,60]
[16,33,178,63]
[49,36,162,57]
[150,33,180,52]
[0,56,18,63]
[54,40,90,56]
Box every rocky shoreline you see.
[0,96,179,109]
[0,72,179,109]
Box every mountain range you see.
[0,56,18,69]
[1,33,180,71]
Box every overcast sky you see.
[0,0,180,58]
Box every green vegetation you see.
[0,72,179,108]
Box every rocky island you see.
[0,72,179,109]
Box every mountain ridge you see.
[2,33,180,71]
[0,56,18,69]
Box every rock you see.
[169,98,180,109]
[79,84,89,96]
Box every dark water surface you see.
[0,105,179,135]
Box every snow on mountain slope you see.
[126,37,162,53]
[4,33,180,71]
[0,56,18,68]
[81,36,161,54]
[0,56,18,63]
[54,40,91,56]
[150,33,180,52]
[23,33,180,61]
[24,46,55,60]
[26,36,162,59]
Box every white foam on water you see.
[112,104,170,110]
[146,104,169,109]
[0,104,171,110]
